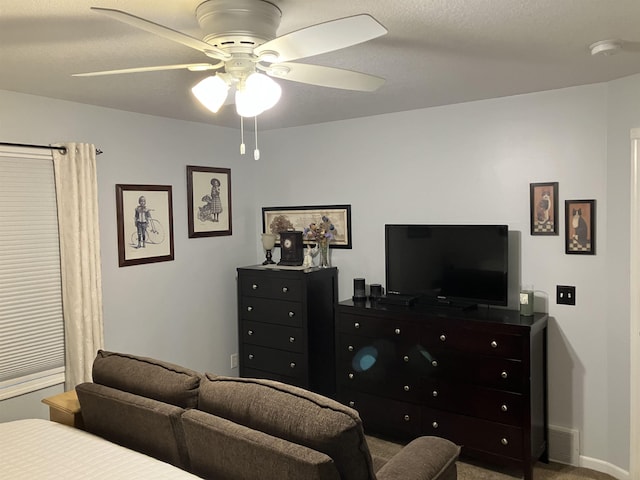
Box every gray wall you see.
[1,73,638,476]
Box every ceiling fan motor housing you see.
[196,0,282,54]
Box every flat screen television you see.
[385,224,509,307]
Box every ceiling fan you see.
[75,0,387,110]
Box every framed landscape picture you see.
[261,204,352,249]
[116,184,175,267]
[565,199,596,255]
[187,166,232,238]
[530,182,558,235]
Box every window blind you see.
[0,147,65,399]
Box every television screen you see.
[385,224,509,307]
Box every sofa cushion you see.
[199,375,375,480]
[182,409,340,480]
[92,350,201,408]
[76,382,190,470]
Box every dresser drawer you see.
[337,362,421,402]
[338,388,421,439]
[240,297,303,327]
[241,367,305,388]
[243,345,305,379]
[422,325,523,359]
[240,275,303,301]
[241,320,304,353]
[425,349,524,392]
[421,379,523,426]
[423,407,523,460]
[337,313,419,340]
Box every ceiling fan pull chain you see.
[240,116,246,155]
[254,116,260,161]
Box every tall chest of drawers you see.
[336,300,548,480]
[237,265,338,397]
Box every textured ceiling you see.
[2,0,640,130]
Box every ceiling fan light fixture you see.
[235,72,281,117]
[192,75,229,113]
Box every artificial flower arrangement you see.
[303,215,336,246]
[303,216,336,267]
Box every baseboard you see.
[579,456,629,480]
[548,424,629,479]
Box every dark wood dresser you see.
[336,299,548,480]
[237,265,338,397]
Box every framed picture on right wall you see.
[565,199,596,255]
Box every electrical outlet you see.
[230,353,238,369]
[556,285,576,305]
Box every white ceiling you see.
[2,0,640,131]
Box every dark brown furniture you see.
[336,299,548,480]
[237,265,338,396]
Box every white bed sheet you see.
[0,418,202,479]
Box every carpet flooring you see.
[365,434,617,480]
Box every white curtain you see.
[52,142,104,390]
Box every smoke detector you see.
[589,39,623,56]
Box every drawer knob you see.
[348,373,354,379]
[354,322,360,329]
[248,354,254,360]
[348,345,354,352]
[288,311,295,317]
[501,371,508,379]
[439,334,446,342]
[501,438,509,446]
[491,340,498,348]
[432,421,439,429]
[394,328,401,335]
[403,385,410,392]
[403,415,410,422]
[501,404,508,412]
[431,360,438,367]
[348,401,355,408]
[252,284,258,290]
[289,336,295,343]
[289,362,296,369]
[432,390,438,397]
[403,355,409,362]
[247,306,253,312]
[282,287,289,293]
[247,330,254,335]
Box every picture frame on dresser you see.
[530,182,558,235]
[186,165,232,238]
[116,184,174,267]
[565,199,596,255]
[261,204,352,248]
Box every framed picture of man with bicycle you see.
[116,184,175,267]
[186,166,232,238]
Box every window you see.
[0,146,65,400]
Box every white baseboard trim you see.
[579,456,630,480]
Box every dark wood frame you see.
[565,199,596,255]
[187,166,232,238]
[530,182,558,235]
[116,184,174,267]
[261,204,352,249]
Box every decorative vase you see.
[318,241,330,268]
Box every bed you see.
[0,418,202,479]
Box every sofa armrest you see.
[375,436,460,480]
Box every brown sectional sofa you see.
[76,350,460,480]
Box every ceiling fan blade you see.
[254,14,387,63]
[267,63,385,92]
[73,63,222,77]
[91,7,231,61]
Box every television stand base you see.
[417,297,478,311]
[376,294,417,306]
